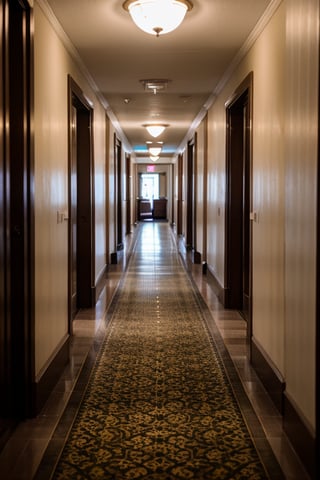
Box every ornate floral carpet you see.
[51,223,277,479]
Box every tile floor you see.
[0,224,311,479]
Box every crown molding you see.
[177,0,283,153]
[214,0,283,98]
[35,0,132,152]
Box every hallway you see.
[0,222,310,479]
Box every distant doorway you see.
[225,73,253,337]
[140,173,160,203]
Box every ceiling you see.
[44,0,272,162]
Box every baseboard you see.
[95,264,107,302]
[111,250,124,264]
[206,264,227,305]
[0,419,18,453]
[192,250,201,264]
[251,337,285,414]
[283,393,316,479]
[33,336,70,416]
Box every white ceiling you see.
[44,0,273,161]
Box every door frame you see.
[114,135,123,254]
[0,0,35,423]
[225,72,253,338]
[177,154,183,235]
[186,138,194,249]
[105,115,110,266]
[125,153,131,235]
[316,47,320,476]
[67,76,95,332]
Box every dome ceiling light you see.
[147,141,163,157]
[123,0,193,37]
[149,155,159,162]
[148,146,162,156]
[143,124,169,138]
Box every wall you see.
[206,0,318,432]
[284,0,318,430]
[34,2,111,378]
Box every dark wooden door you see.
[68,77,95,331]
[0,0,34,438]
[115,136,123,250]
[186,140,195,249]
[177,154,183,235]
[70,106,78,321]
[225,74,252,334]
[126,154,131,235]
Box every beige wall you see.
[34,2,112,377]
[284,0,318,429]
[206,0,318,430]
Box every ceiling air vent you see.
[140,79,171,94]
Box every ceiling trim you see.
[176,0,283,153]
[214,0,283,98]
[36,0,132,152]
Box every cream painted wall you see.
[284,0,318,430]
[207,99,227,284]
[93,114,107,281]
[206,0,318,429]
[208,3,286,374]
[249,2,286,376]
[34,2,110,377]
[34,3,70,378]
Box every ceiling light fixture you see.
[143,124,168,138]
[148,146,162,156]
[147,142,163,156]
[149,155,159,162]
[123,0,193,37]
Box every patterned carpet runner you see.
[52,222,274,479]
